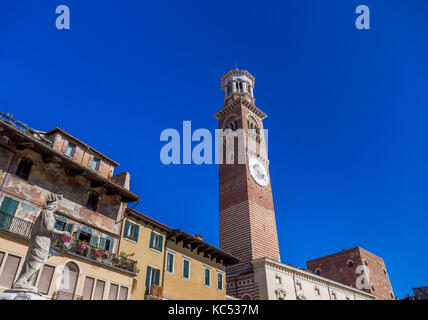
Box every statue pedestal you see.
[0,289,46,300]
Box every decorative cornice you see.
[214,100,267,120]
[252,258,376,299]
[221,69,255,90]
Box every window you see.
[315,287,321,296]
[150,231,164,252]
[82,276,95,300]
[347,260,354,267]
[364,260,368,266]
[15,159,32,180]
[166,251,175,274]
[0,197,19,231]
[145,266,160,294]
[217,272,223,291]
[0,254,21,288]
[204,267,211,287]
[124,220,139,242]
[78,230,91,243]
[58,262,79,296]
[108,283,119,300]
[54,216,67,231]
[93,279,105,300]
[331,292,337,300]
[315,268,321,276]
[65,144,75,157]
[37,265,55,295]
[91,158,100,171]
[118,286,128,300]
[86,191,99,212]
[182,258,190,280]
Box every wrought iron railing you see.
[0,212,32,239]
[52,235,138,274]
[52,291,83,300]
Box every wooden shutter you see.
[65,223,74,233]
[158,235,164,251]
[90,235,99,247]
[88,154,94,168]
[0,197,19,216]
[97,160,104,173]
[72,146,80,160]
[183,260,189,278]
[118,286,128,300]
[93,280,105,300]
[134,225,140,242]
[154,268,160,285]
[123,220,130,238]
[82,277,95,300]
[149,232,155,249]
[0,251,4,266]
[61,139,69,153]
[37,265,55,295]
[145,266,152,288]
[108,284,119,300]
[0,254,21,288]
[99,237,106,250]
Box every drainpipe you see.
[160,237,168,299]
[292,272,298,299]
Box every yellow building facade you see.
[120,209,240,300]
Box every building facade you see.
[307,247,395,300]
[120,209,239,300]
[215,69,377,300]
[120,208,170,300]
[0,112,139,300]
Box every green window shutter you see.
[90,235,99,247]
[149,231,155,249]
[0,197,19,216]
[123,220,130,238]
[99,237,106,249]
[134,225,140,242]
[145,266,152,288]
[183,260,189,278]
[158,235,164,251]
[56,216,67,224]
[108,237,114,252]
[154,269,160,285]
[218,273,223,290]
[65,224,74,233]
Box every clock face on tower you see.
[249,157,269,187]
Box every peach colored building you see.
[0,112,139,300]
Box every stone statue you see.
[12,193,70,292]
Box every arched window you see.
[315,268,321,276]
[58,262,79,299]
[347,260,354,267]
[15,158,33,180]
[86,191,99,212]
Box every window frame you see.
[182,257,191,280]
[65,143,76,157]
[165,251,175,275]
[204,266,211,288]
[217,271,224,291]
[150,231,163,252]
[15,158,33,181]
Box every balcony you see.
[52,236,138,274]
[0,212,137,275]
[0,212,32,239]
[145,284,164,300]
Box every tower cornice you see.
[214,99,267,120]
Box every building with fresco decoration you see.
[215,69,382,300]
[0,112,139,300]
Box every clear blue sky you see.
[1,0,427,298]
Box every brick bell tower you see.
[215,69,280,277]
